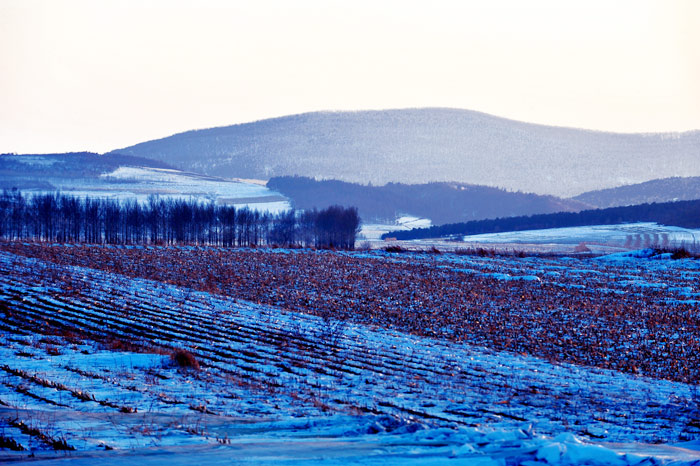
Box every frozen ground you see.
[1,247,700,463]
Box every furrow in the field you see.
[3,413,75,451]
[2,289,491,425]
[137,290,481,383]
[3,283,535,400]
[0,381,65,411]
[68,292,358,377]
[0,251,584,386]
[0,365,138,414]
[78,289,484,394]
[0,288,632,427]
[1,294,164,347]
[4,265,462,388]
[0,319,33,337]
[84,280,434,374]
[1,292,365,409]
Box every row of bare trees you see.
[0,190,361,249]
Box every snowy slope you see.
[2,248,700,463]
[96,166,290,211]
[2,155,291,213]
[110,108,700,197]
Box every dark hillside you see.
[268,176,588,225]
[573,177,700,208]
[0,152,175,190]
[0,152,173,178]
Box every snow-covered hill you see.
[110,108,700,197]
[0,153,290,213]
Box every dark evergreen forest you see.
[267,176,585,225]
[0,190,361,249]
[384,199,700,240]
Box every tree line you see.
[384,199,700,240]
[0,190,361,249]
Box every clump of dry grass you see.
[171,349,200,371]
[384,245,407,253]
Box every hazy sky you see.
[1,0,698,153]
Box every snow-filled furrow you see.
[120,285,483,382]
[0,337,313,445]
[0,364,140,414]
[0,282,690,442]
[0,377,71,410]
[16,280,504,400]
[3,289,466,423]
[423,253,698,296]
[0,267,463,387]
[2,272,557,428]
[0,280,660,416]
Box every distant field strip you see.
[1,249,700,444]
[216,195,288,205]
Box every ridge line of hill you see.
[107,108,700,198]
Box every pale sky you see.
[1,0,698,154]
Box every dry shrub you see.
[652,247,700,260]
[105,338,144,353]
[171,349,200,371]
[454,247,496,257]
[0,434,25,451]
[670,248,698,260]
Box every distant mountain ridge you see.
[110,108,700,197]
[268,176,588,225]
[573,177,700,208]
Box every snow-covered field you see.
[16,166,291,213]
[360,216,432,241]
[363,222,700,254]
[461,223,700,254]
[1,246,700,463]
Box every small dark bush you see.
[671,248,696,260]
[50,436,75,451]
[384,245,407,253]
[0,434,25,451]
[652,247,700,260]
[171,349,200,370]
